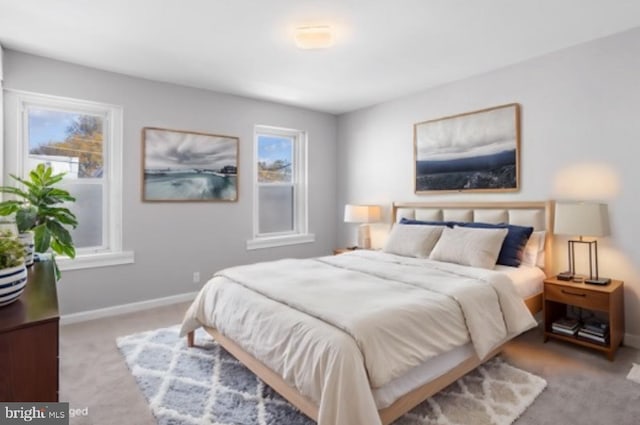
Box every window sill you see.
[246,234,315,250]
[56,250,135,271]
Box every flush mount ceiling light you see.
[294,26,334,49]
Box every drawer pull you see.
[561,289,586,297]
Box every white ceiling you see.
[1,1,639,114]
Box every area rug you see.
[627,363,640,384]
[117,325,546,425]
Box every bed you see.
[181,200,554,425]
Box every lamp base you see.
[358,224,371,249]
[584,277,611,286]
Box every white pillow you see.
[522,230,546,268]
[383,224,444,258]
[429,226,508,269]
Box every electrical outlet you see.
[193,272,200,283]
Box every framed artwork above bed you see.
[414,103,520,194]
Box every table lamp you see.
[554,201,610,285]
[344,204,381,249]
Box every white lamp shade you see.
[344,204,381,223]
[294,26,334,49]
[554,201,610,237]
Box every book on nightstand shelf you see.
[551,317,611,343]
[577,330,609,345]
[577,318,610,344]
[551,317,580,336]
[581,318,609,335]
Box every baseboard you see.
[60,291,198,325]
[625,332,640,349]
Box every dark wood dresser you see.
[0,261,59,401]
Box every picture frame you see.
[414,103,520,193]
[142,127,239,202]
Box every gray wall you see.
[336,27,640,342]
[3,50,338,315]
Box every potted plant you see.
[0,164,78,278]
[0,231,27,306]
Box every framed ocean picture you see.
[414,103,520,193]
[142,127,239,202]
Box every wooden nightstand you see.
[333,247,361,255]
[543,277,624,360]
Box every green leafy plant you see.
[0,164,78,260]
[0,231,25,269]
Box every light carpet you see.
[116,325,546,425]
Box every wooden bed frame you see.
[187,200,554,425]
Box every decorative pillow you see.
[429,226,508,269]
[383,224,444,258]
[458,222,534,267]
[399,217,454,227]
[522,230,546,268]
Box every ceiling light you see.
[294,26,334,50]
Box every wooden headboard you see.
[391,201,555,276]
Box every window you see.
[247,126,313,249]
[17,92,133,270]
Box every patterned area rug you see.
[627,363,640,384]
[117,325,546,425]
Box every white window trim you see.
[57,250,134,271]
[13,90,134,270]
[246,234,315,250]
[247,125,314,250]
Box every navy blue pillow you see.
[458,222,534,267]
[399,217,456,227]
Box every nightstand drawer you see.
[545,284,609,311]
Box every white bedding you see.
[373,342,474,408]
[372,263,544,408]
[494,264,545,299]
[180,250,536,425]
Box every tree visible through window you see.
[28,110,104,178]
[258,136,292,183]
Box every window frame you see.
[247,125,314,250]
[14,91,133,270]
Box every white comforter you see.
[180,250,536,425]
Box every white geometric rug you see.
[627,363,640,384]
[117,325,546,425]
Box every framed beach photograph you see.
[142,127,239,202]
[414,103,520,193]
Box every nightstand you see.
[543,277,624,360]
[333,247,357,255]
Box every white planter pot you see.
[18,232,35,267]
[0,263,28,307]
